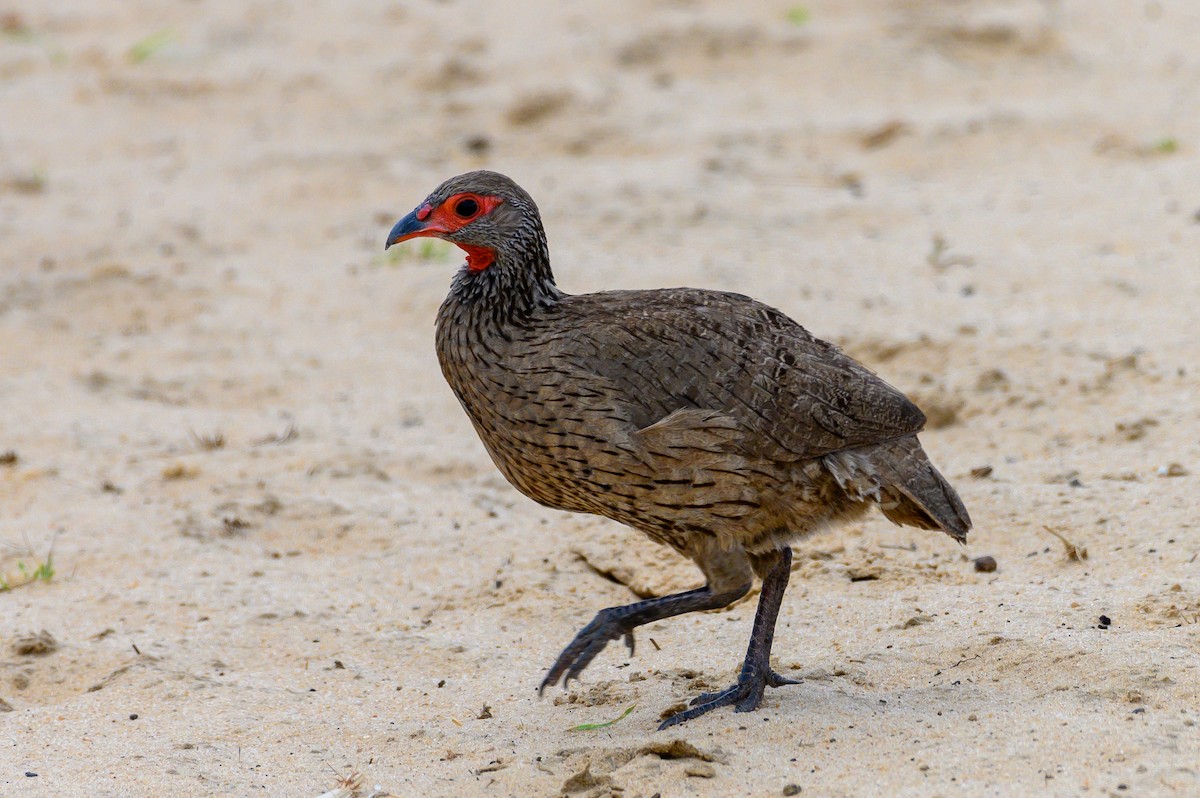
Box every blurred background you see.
[2,1,1198,795]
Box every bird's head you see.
[385,170,542,274]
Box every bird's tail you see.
[823,437,971,543]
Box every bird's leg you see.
[539,583,750,694]
[659,546,798,730]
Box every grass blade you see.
[569,704,635,732]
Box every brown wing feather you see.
[551,288,925,460]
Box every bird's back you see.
[545,288,926,452]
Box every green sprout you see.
[1150,137,1178,154]
[374,239,453,267]
[128,29,176,63]
[785,6,811,26]
[0,551,54,591]
[569,704,636,732]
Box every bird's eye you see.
[453,197,480,219]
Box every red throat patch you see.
[459,243,496,272]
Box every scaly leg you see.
[539,583,750,694]
[658,546,798,729]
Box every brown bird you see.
[386,171,971,729]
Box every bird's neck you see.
[445,227,562,328]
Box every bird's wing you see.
[552,288,926,461]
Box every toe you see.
[766,670,801,687]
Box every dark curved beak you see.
[385,209,430,250]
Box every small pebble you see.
[12,631,57,657]
[463,134,491,155]
[1098,614,1112,629]
[25,772,37,778]
[783,785,802,796]
[973,555,997,573]
[129,713,139,720]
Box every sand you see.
[2,0,1198,795]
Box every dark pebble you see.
[25,772,37,778]
[783,785,802,796]
[129,713,138,720]
[973,555,997,573]
[1099,614,1112,626]
[463,135,491,155]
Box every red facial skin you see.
[395,193,503,272]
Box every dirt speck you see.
[506,90,573,127]
[12,631,57,657]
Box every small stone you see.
[783,785,802,796]
[1098,614,1112,629]
[463,134,491,155]
[847,564,883,582]
[1157,463,1188,477]
[973,555,997,573]
[129,713,139,720]
[12,631,57,657]
[685,762,716,778]
[968,465,993,479]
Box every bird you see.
[385,170,971,729]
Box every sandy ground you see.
[2,0,1199,795]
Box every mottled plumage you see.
[387,170,971,728]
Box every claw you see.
[766,671,800,688]
[661,669,798,729]
[538,608,635,695]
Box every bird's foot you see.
[658,667,799,730]
[539,608,636,694]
